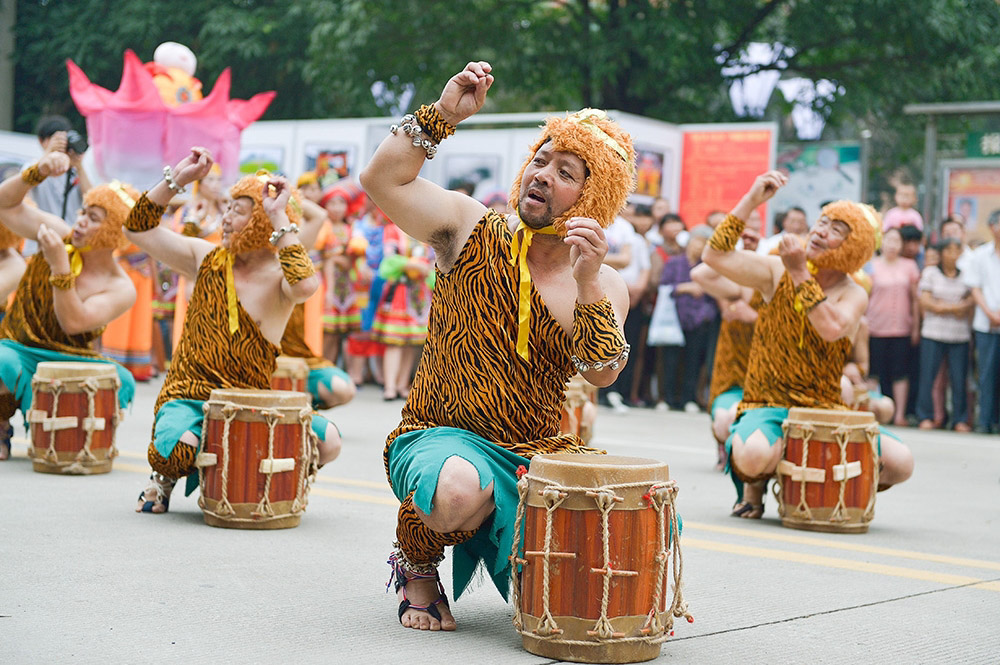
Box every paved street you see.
[2,377,998,664]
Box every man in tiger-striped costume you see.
[702,171,914,518]
[124,148,340,514]
[361,61,633,631]
[0,151,138,460]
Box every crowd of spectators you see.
[600,183,1000,435]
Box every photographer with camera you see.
[30,116,94,248]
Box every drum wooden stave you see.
[271,355,310,393]
[196,389,317,530]
[28,362,121,475]
[510,454,689,664]
[776,407,879,534]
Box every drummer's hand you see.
[565,217,607,286]
[38,222,71,275]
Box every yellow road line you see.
[683,537,1000,593]
[683,521,1000,572]
[18,452,1000,590]
[112,447,389,490]
[310,486,399,506]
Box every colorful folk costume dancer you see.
[0,152,139,460]
[373,223,434,400]
[316,183,369,364]
[361,62,634,631]
[702,171,914,518]
[125,149,340,514]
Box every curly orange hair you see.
[82,182,140,250]
[509,109,635,235]
[228,174,303,254]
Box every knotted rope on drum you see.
[830,425,852,523]
[74,377,100,465]
[789,421,815,521]
[291,407,314,514]
[864,423,880,521]
[509,475,692,647]
[213,402,239,517]
[536,485,570,637]
[643,481,690,638]
[509,474,530,633]
[252,408,283,519]
[42,379,64,465]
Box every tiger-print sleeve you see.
[571,297,626,370]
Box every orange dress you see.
[100,243,154,380]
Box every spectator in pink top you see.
[882,183,924,231]
[866,227,921,425]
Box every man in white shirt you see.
[965,211,1000,433]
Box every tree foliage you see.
[13,0,1000,197]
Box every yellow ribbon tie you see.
[64,243,86,278]
[509,219,559,361]
[210,248,240,335]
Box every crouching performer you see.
[0,152,137,459]
[702,171,914,519]
[127,148,340,513]
[361,61,632,631]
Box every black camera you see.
[65,130,88,154]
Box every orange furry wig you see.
[509,109,635,235]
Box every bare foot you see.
[397,574,457,631]
[136,473,177,514]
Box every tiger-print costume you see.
[396,491,479,566]
[154,246,280,414]
[280,302,333,370]
[147,440,197,479]
[0,251,104,355]
[708,290,765,406]
[384,210,600,480]
[148,246,281,476]
[739,272,851,413]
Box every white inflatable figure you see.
[147,42,202,106]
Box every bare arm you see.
[691,262,743,301]
[0,249,26,301]
[602,242,632,270]
[124,148,216,280]
[701,171,787,299]
[567,217,630,388]
[359,62,494,270]
[970,286,1000,327]
[297,198,327,251]
[0,153,74,239]
[36,223,136,334]
[264,178,320,304]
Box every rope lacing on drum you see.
[509,475,692,647]
[252,409,284,519]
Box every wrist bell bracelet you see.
[390,114,439,160]
[163,166,187,195]
[269,222,300,246]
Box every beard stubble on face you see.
[517,181,555,229]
